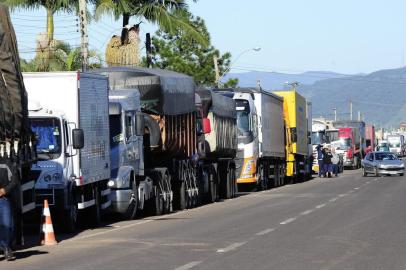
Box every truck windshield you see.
[109,114,123,147]
[235,99,251,135]
[327,130,339,142]
[388,138,400,148]
[338,138,351,150]
[31,117,62,160]
[311,132,324,145]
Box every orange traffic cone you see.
[40,199,57,246]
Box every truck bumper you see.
[109,188,132,214]
[35,188,67,209]
[237,176,257,184]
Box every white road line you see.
[354,187,360,190]
[174,261,203,270]
[347,190,355,193]
[329,198,338,202]
[315,203,326,209]
[338,194,347,197]
[255,228,275,236]
[280,217,296,225]
[300,209,314,215]
[217,242,247,253]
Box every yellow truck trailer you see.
[273,90,310,183]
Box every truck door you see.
[63,120,74,184]
[124,112,138,162]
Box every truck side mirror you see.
[72,129,84,149]
[203,118,211,134]
[135,111,145,136]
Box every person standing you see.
[0,161,18,261]
[331,148,340,177]
[316,144,324,177]
[323,147,333,178]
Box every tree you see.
[143,13,237,87]
[1,0,78,43]
[93,0,208,47]
[21,41,101,71]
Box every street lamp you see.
[216,46,261,87]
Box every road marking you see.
[255,228,275,236]
[347,190,354,193]
[300,209,314,215]
[329,197,338,202]
[315,203,326,209]
[217,242,247,253]
[354,187,360,190]
[280,217,296,225]
[338,194,347,197]
[175,261,203,270]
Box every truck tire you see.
[177,180,186,211]
[374,167,380,177]
[208,167,218,203]
[63,189,78,233]
[90,185,102,227]
[362,167,367,177]
[257,163,267,191]
[151,185,164,216]
[144,114,161,148]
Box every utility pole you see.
[333,108,337,121]
[213,55,220,87]
[79,0,88,71]
[349,100,353,120]
[357,111,361,121]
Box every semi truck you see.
[273,90,310,183]
[0,4,37,245]
[387,134,405,157]
[92,67,204,212]
[215,87,286,191]
[25,72,111,231]
[365,124,376,154]
[333,120,366,169]
[196,89,238,201]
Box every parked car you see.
[361,151,404,177]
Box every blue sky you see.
[10,0,406,74]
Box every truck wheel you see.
[90,185,102,227]
[151,185,164,216]
[124,183,138,220]
[258,163,267,191]
[178,181,186,210]
[208,168,218,203]
[63,192,78,233]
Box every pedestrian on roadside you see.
[323,147,333,178]
[331,148,340,177]
[316,144,324,177]
[0,160,18,261]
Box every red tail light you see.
[347,148,353,158]
[203,118,211,134]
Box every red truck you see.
[365,125,376,154]
[336,127,363,169]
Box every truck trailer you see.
[216,87,286,191]
[273,90,310,183]
[25,72,111,231]
[387,134,405,157]
[93,67,199,211]
[0,4,37,246]
[196,89,238,202]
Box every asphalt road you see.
[3,169,406,270]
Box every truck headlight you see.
[43,174,52,182]
[108,180,115,187]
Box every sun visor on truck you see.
[91,67,196,115]
[197,89,236,119]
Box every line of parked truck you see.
[18,68,316,231]
[2,68,317,234]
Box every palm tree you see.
[21,41,101,71]
[1,0,78,42]
[94,0,208,46]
